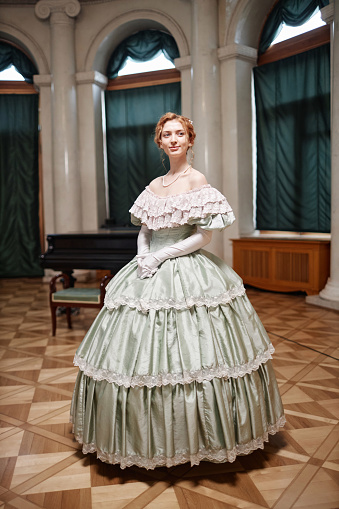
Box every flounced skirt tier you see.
[70,250,285,469]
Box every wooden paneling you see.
[240,249,270,279]
[275,251,309,283]
[232,238,330,295]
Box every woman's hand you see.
[136,254,160,279]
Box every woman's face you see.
[160,120,191,158]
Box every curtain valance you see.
[259,0,329,54]
[107,30,179,78]
[0,42,37,83]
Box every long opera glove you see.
[138,226,212,279]
[136,224,153,278]
[137,224,152,256]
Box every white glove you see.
[138,226,212,279]
[136,224,152,278]
[137,224,152,256]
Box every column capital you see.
[35,0,81,21]
[33,74,52,91]
[76,71,108,89]
[218,44,257,64]
[321,4,334,24]
[174,56,191,71]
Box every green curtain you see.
[107,30,179,78]
[259,0,329,54]
[105,82,181,225]
[0,42,37,83]
[254,44,331,233]
[0,94,43,277]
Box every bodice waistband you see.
[150,225,195,251]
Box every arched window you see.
[117,48,175,76]
[270,7,325,45]
[105,30,181,226]
[0,64,25,80]
[253,0,331,233]
[0,41,42,277]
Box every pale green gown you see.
[70,185,285,469]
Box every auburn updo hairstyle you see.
[154,112,196,150]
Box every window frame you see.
[257,24,330,66]
[254,16,331,236]
[107,68,181,91]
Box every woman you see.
[70,112,285,470]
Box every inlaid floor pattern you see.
[0,277,338,509]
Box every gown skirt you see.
[70,224,285,470]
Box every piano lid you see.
[40,227,138,272]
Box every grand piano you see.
[40,227,139,275]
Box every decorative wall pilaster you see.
[33,74,54,237]
[218,43,257,265]
[174,55,191,120]
[76,71,108,230]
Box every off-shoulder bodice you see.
[129,184,235,231]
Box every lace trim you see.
[129,185,234,231]
[104,285,246,313]
[146,184,211,199]
[71,415,286,470]
[73,343,275,388]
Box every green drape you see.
[0,42,37,83]
[107,30,180,78]
[0,94,43,277]
[254,44,331,233]
[259,0,329,54]
[105,82,181,225]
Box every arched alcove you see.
[84,10,189,74]
[224,0,275,49]
[0,23,49,74]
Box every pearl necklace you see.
[162,165,192,187]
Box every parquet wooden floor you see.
[0,277,338,509]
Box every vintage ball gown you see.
[70,184,285,469]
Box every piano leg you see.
[66,308,72,330]
[51,306,57,336]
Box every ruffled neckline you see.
[145,184,211,199]
[129,184,234,230]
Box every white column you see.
[35,0,82,233]
[191,0,223,257]
[319,2,339,305]
[218,44,257,266]
[76,71,108,231]
[174,55,192,119]
[191,0,221,188]
[33,74,54,238]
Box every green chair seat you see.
[51,288,101,304]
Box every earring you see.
[188,147,194,166]
[160,149,167,173]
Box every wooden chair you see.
[49,273,113,336]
